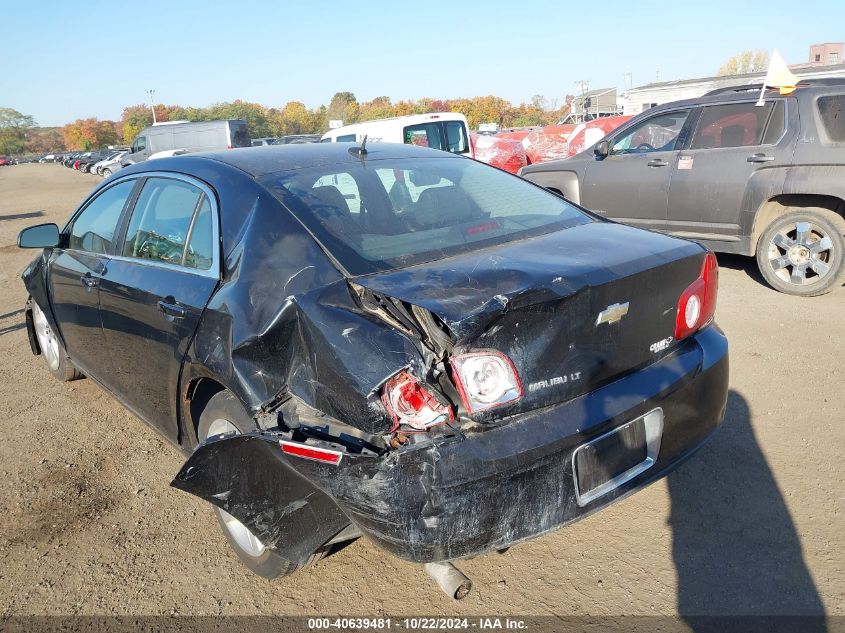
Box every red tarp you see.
[522,124,576,164]
[563,115,633,157]
[471,133,528,174]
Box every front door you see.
[666,99,794,242]
[48,179,138,376]
[581,109,692,230]
[97,175,219,438]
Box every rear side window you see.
[336,134,356,142]
[69,180,136,254]
[122,178,208,268]
[445,121,469,153]
[816,95,845,142]
[691,102,776,149]
[404,123,443,150]
[761,100,787,145]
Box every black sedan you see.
[18,142,728,596]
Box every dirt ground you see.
[0,164,842,619]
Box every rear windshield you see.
[259,157,592,275]
[817,95,845,143]
[229,122,250,148]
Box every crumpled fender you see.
[171,432,351,566]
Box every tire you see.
[756,209,845,296]
[30,302,83,381]
[102,168,112,178]
[197,391,299,579]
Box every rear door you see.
[47,179,139,377]
[228,121,250,149]
[97,175,219,438]
[666,99,794,241]
[581,109,692,229]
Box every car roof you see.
[175,142,462,178]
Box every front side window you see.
[122,178,206,267]
[336,134,356,142]
[260,157,592,275]
[690,101,777,149]
[68,180,136,254]
[132,136,147,153]
[610,110,690,155]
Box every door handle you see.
[747,153,775,163]
[647,159,668,167]
[80,273,98,288]
[157,300,187,319]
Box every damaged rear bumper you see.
[174,326,728,564]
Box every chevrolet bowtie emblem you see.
[596,302,630,326]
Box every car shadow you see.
[668,390,826,630]
[714,253,769,287]
[0,211,44,222]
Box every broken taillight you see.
[381,371,453,432]
[450,351,523,413]
[280,440,343,465]
[675,252,719,341]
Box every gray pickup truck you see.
[520,80,845,296]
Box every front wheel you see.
[102,168,112,178]
[197,391,299,579]
[756,210,845,296]
[30,302,83,381]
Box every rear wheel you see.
[30,302,83,381]
[197,391,299,579]
[756,210,845,296]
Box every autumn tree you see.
[121,104,153,144]
[718,50,770,76]
[207,100,272,137]
[0,108,36,155]
[358,96,395,122]
[327,92,358,125]
[61,118,119,150]
[24,127,65,153]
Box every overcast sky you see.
[3,0,842,127]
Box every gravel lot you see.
[0,164,842,619]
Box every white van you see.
[320,113,474,158]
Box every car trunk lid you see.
[353,222,707,418]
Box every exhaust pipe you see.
[423,562,472,600]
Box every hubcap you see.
[202,418,267,558]
[768,221,834,286]
[31,303,60,370]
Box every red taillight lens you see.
[381,371,453,432]
[675,252,719,340]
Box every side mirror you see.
[18,223,60,249]
[594,140,609,159]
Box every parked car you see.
[272,134,321,144]
[92,150,129,176]
[17,143,728,594]
[122,120,250,166]
[251,137,277,146]
[321,113,474,158]
[0,156,11,166]
[520,80,845,296]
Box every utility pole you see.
[574,80,589,122]
[145,89,157,124]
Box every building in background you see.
[619,43,845,115]
[561,88,620,124]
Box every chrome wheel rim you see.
[202,417,267,558]
[31,303,60,370]
[768,221,834,286]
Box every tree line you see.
[1,92,572,154]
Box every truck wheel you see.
[756,210,845,296]
[31,302,83,382]
[197,391,300,579]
